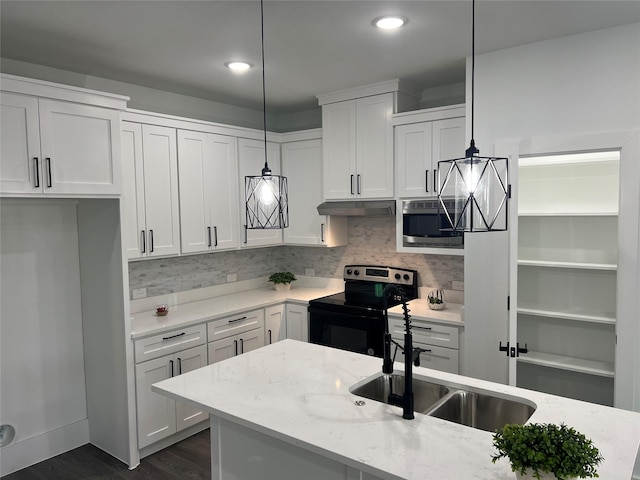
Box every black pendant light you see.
[245,0,289,230]
[437,0,509,232]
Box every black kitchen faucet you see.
[382,284,428,420]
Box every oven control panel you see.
[343,265,416,286]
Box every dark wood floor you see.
[2,429,211,480]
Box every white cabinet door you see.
[395,122,434,198]
[121,122,147,259]
[0,92,41,194]
[265,304,286,345]
[356,93,394,199]
[238,138,283,247]
[177,130,211,254]
[38,99,121,195]
[178,131,239,254]
[208,336,238,365]
[432,116,465,197]
[239,327,265,354]
[175,345,208,431]
[285,304,309,342]
[322,100,357,200]
[135,355,177,448]
[141,124,180,257]
[209,133,239,250]
[282,139,324,245]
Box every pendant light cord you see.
[470,0,475,143]
[260,0,269,170]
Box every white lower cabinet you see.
[265,304,286,345]
[207,309,265,364]
[285,303,309,342]
[135,344,208,449]
[390,318,460,374]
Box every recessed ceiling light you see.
[373,16,407,30]
[226,61,252,73]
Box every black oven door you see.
[308,306,384,357]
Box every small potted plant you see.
[268,271,297,291]
[491,423,603,480]
[427,288,446,310]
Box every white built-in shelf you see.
[517,305,616,325]
[518,212,618,217]
[517,351,615,378]
[517,259,617,271]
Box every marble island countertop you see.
[130,283,464,339]
[152,340,640,480]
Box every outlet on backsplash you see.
[452,281,464,291]
[227,273,237,283]
[132,288,147,300]
[305,268,315,277]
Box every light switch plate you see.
[452,281,464,291]
[132,288,147,299]
[227,273,237,283]
[305,268,315,277]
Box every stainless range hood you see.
[317,200,396,216]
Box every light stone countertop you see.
[130,285,342,339]
[152,339,640,480]
[130,286,464,339]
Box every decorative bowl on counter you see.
[155,304,169,316]
[427,289,446,310]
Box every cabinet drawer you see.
[135,323,207,363]
[416,343,459,375]
[390,318,459,349]
[207,309,265,342]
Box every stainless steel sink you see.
[349,373,450,413]
[350,373,536,430]
[427,389,536,432]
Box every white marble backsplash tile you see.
[128,216,464,300]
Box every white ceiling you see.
[1,1,639,114]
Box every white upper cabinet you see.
[321,93,394,200]
[177,130,239,254]
[281,137,347,246]
[238,137,283,248]
[1,85,124,196]
[395,111,465,198]
[121,121,180,259]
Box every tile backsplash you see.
[129,216,464,298]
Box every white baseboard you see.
[0,419,89,476]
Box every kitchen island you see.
[152,340,640,480]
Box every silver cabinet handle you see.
[357,174,361,194]
[45,157,52,188]
[33,157,40,188]
[320,223,325,243]
[350,175,354,195]
[207,226,212,247]
[228,316,247,324]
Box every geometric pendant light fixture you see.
[245,0,289,229]
[437,0,509,232]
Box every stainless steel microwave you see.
[402,198,464,248]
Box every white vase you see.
[274,283,291,291]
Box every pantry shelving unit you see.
[515,151,620,406]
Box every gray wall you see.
[129,216,464,298]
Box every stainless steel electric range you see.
[308,265,418,357]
